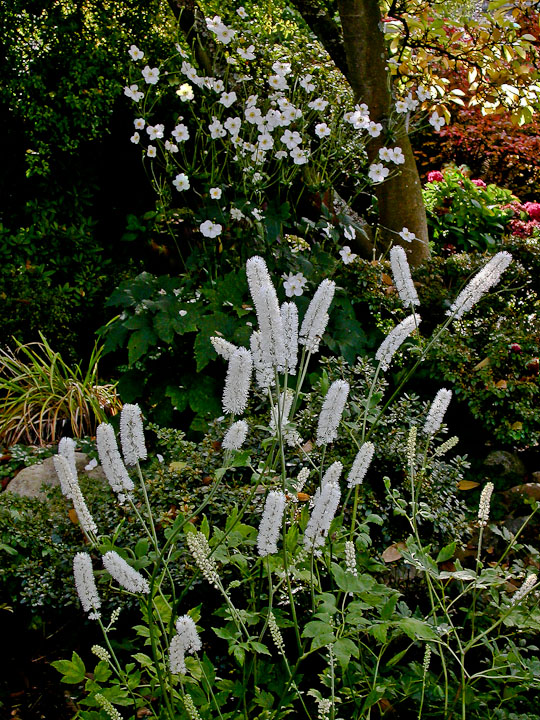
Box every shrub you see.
[423,166,516,252]
[49,257,540,720]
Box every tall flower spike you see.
[170,615,202,674]
[269,389,294,435]
[304,479,341,551]
[511,573,538,605]
[222,420,249,450]
[250,331,275,389]
[316,380,349,446]
[186,532,220,588]
[375,314,421,371]
[246,256,286,368]
[299,279,335,353]
[54,455,98,537]
[280,302,299,374]
[347,442,375,487]
[120,403,147,466]
[478,482,494,527]
[390,245,419,308]
[312,461,343,506]
[96,423,134,500]
[447,251,512,320]
[423,389,452,436]
[73,552,101,619]
[58,437,77,496]
[222,347,252,415]
[102,550,150,594]
[257,284,286,369]
[211,336,238,360]
[257,490,287,556]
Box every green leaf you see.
[153,312,175,344]
[250,641,271,656]
[165,384,188,412]
[369,623,389,644]
[93,661,112,683]
[302,620,335,647]
[333,638,359,668]
[127,327,157,365]
[396,617,438,641]
[436,542,456,563]
[386,647,409,668]
[232,644,245,666]
[380,594,399,621]
[331,563,375,593]
[132,652,154,667]
[51,651,86,684]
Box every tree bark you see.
[290,0,429,265]
[337,0,429,266]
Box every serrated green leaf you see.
[127,327,157,365]
[51,651,86,684]
[436,542,456,563]
[333,638,359,668]
[93,660,112,683]
[396,617,438,641]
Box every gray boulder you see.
[5,452,105,501]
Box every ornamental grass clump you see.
[0,334,121,445]
[51,252,540,720]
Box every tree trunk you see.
[336,0,429,266]
[337,0,429,266]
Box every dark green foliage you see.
[0,0,176,358]
[423,166,516,252]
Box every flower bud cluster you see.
[120,403,147,466]
[268,611,286,655]
[375,315,421,371]
[102,550,150,594]
[169,615,202,674]
[73,552,101,620]
[316,380,349,446]
[222,420,249,450]
[511,573,538,605]
[448,251,512,320]
[257,491,287,556]
[96,423,134,501]
[478,482,494,527]
[347,442,375,487]
[423,389,452,436]
[54,455,98,538]
[186,532,220,588]
[390,245,419,308]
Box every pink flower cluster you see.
[507,218,540,238]
[427,170,444,183]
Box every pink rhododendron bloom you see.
[471,179,486,188]
[427,170,444,183]
[524,202,540,220]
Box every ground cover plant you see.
[48,253,540,719]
